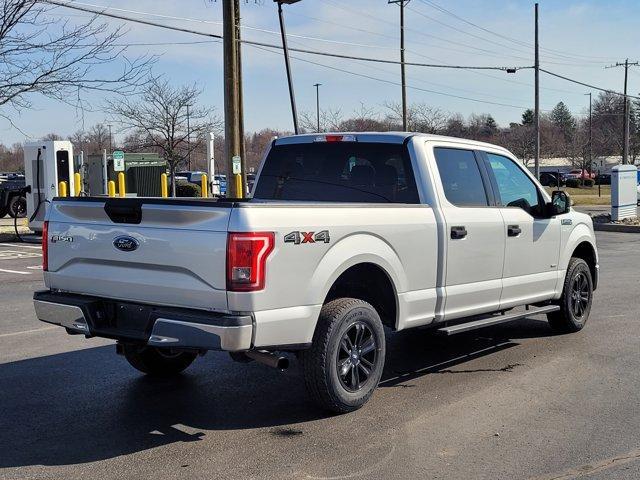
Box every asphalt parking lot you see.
[1,232,639,480]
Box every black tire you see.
[123,345,197,376]
[547,257,593,333]
[8,195,26,218]
[300,298,386,414]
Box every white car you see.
[34,133,598,413]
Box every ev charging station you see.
[611,164,638,221]
[23,140,75,232]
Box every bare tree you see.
[107,77,221,196]
[0,0,152,128]
[383,102,449,133]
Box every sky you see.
[2,0,640,145]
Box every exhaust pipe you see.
[245,350,289,370]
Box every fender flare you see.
[305,233,405,307]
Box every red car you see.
[566,169,595,180]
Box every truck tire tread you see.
[300,298,385,414]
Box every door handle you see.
[451,226,467,240]
[507,225,521,237]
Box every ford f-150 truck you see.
[33,133,598,413]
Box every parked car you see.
[34,133,598,413]
[595,173,611,185]
[176,171,206,186]
[0,174,26,218]
[539,171,566,187]
[566,169,595,180]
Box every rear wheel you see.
[300,298,386,414]
[547,257,593,333]
[8,195,26,218]
[123,345,197,376]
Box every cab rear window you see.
[253,142,420,203]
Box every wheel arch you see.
[571,240,598,290]
[308,233,406,330]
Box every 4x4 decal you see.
[284,230,330,245]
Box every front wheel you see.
[123,345,197,376]
[547,257,593,333]
[300,298,386,414]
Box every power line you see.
[59,0,538,63]
[418,0,620,63]
[43,0,526,71]
[408,3,611,67]
[285,9,584,96]
[540,68,640,100]
[248,42,532,110]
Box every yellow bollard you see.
[58,181,68,197]
[235,174,243,199]
[107,181,116,197]
[201,173,208,198]
[161,173,168,198]
[73,172,82,196]
[118,172,126,198]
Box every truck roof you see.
[274,132,512,154]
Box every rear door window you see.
[254,142,420,203]
[433,148,488,207]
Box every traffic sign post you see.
[113,151,125,172]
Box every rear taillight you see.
[42,221,48,271]
[226,232,275,292]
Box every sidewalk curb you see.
[593,223,640,233]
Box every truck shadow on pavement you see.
[0,317,554,468]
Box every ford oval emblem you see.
[113,236,139,252]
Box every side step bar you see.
[436,305,560,336]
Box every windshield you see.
[253,142,420,203]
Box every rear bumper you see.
[33,290,253,351]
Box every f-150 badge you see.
[284,230,330,245]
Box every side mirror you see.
[547,190,571,216]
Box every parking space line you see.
[0,326,57,338]
[0,268,32,275]
[0,243,42,249]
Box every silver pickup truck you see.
[34,132,598,413]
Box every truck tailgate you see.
[44,198,231,311]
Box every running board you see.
[436,305,560,336]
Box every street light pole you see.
[186,104,191,171]
[585,92,592,170]
[313,83,322,132]
[275,0,300,135]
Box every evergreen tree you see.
[482,114,498,137]
[521,109,534,126]
[550,102,577,142]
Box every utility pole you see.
[389,0,410,131]
[534,2,540,180]
[235,2,247,195]
[275,0,300,135]
[186,104,191,171]
[107,124,113,153]
[314,83,322,132]
[222,0,243,198]
[605,58,639,164]
[585,92,592,172]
